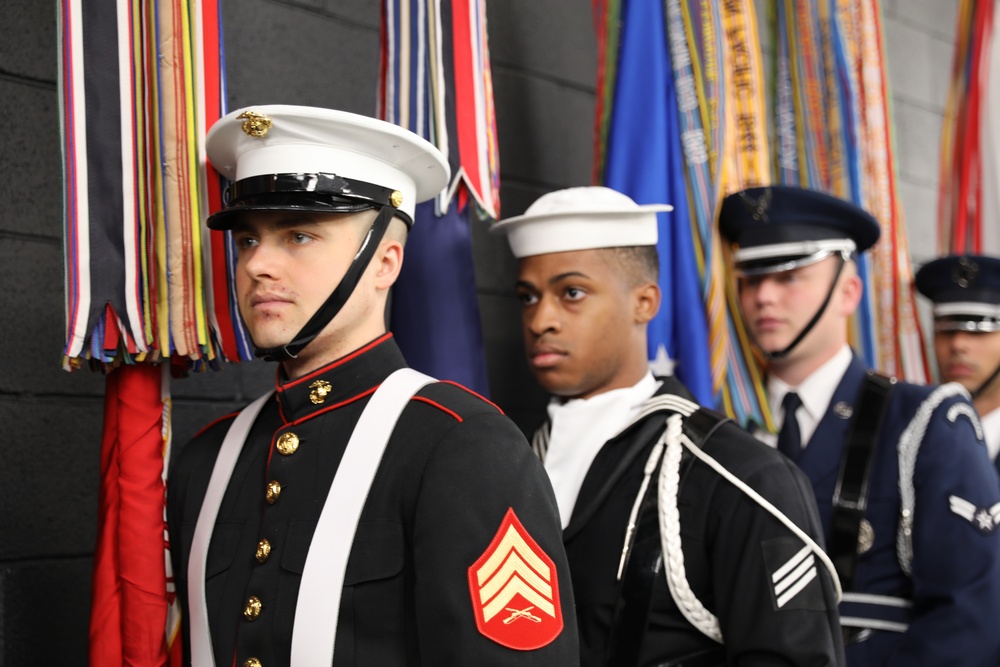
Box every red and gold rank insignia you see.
[467,508,563,650]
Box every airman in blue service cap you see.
[719,185,880,276]
[719,185,1000,667]
[915,255,1000,333]
[916,254,1000,467]
[718,185,880,360]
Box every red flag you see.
[89,364,170,666]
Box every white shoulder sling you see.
[188,368,434,666]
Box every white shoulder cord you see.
[896,382,970,575]
[658,413,844,643]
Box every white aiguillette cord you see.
[187,369,434,667]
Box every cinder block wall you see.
[0,0,958,661]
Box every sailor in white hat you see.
[168,106,578,667]
[493,186,843,667]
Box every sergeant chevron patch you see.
[762,538,825,611]
[949,495,1000,534]
[468,508,563,649]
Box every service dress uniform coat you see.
[168,334,579,666]
[794,354,1000,667]
[535,377,844,667]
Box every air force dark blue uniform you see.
[801,354,1000,666]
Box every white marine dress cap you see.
[205,105,450,228]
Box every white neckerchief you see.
[767,345,853,450]
[981,407,1000,462]
[544,372,659,528]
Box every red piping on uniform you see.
[191,410,241,440]
[277,333,394,391]
[412,396,463,422]
[439,380,504,414]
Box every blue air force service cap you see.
[491,186,672,258]
[205,105,450,230]
[718,185,881,275]
[916,255,1000,332]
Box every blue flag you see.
[390,199,490,396]
[602,0,714,406]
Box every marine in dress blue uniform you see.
[720,185,1000,667]
[917,254,1000,475]
[167,106,578,666]
[494,187,844,667]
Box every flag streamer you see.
[595,0,930,428]
[938,0,999,256]
[59,0,244,373]
[379,0,498,396]
[58,1,231,664]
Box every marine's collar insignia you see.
[308,379,332,405]
[239,110,272,138]
[468,508,563,649]
[949,495,1000,534]
[953,256,979,289]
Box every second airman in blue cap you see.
[917,254,1000,473]
[720,184,1000,667]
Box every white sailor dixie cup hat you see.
[205,105,450,229]
[491,186,673,258]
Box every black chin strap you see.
[972,361,1000,400]
[760,254,848,361]
[253,205,396,362]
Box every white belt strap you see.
[290,368,434,667]
[189,389,274,667]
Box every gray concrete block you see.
[221,0,379,114]
[0,557,92,666]
[487,0,597,89]
[0,0,58,83]
[169,397,247,461]
[896,179,939,265]
[0,238,106,397]
[0,398,102,561]
[892,101,943,186]
[471,182,554,295]
[170,357,274,402]
[0,80,62,240]
[883,0,959,42]
[884,18,952,112]
[492,68,595,188]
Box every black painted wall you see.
[0,1,595,663]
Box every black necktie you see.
[777,392,803,463]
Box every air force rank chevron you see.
[949,495,1000,534]
[468,508,563,650]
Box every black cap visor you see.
[207,172,413,230]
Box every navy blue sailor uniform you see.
[534,377,844,667]
[167,334,579,666]
[790,354,1000,666]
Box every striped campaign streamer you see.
[58,2,229,664]
[379,0,498,396]
[770,0,929,383]
[937,0,999,257]
[594,0,775,427]
[60,0,237,369]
